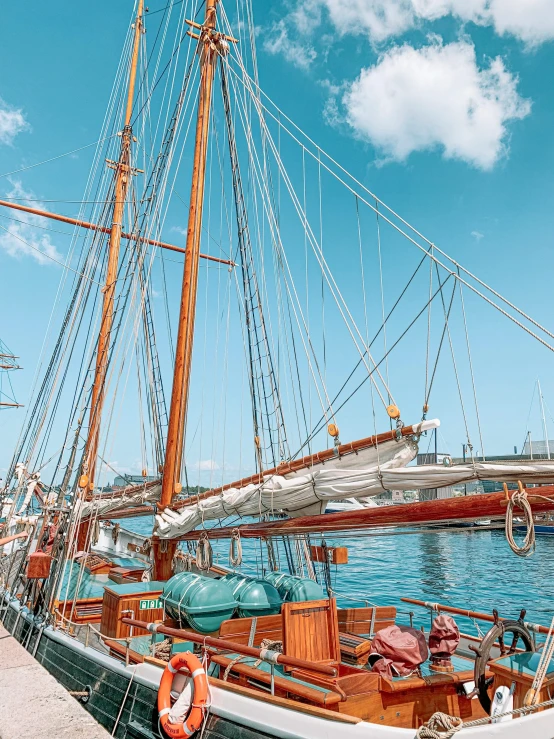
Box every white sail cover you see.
[76,482,162,519]
[154,435,421,537]
[154,455,554,539]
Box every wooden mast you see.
[83,0,145,490]
[153,1,222,578]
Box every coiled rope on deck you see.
[415,713,462,738]
[416,696,554,736]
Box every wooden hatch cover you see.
[282,598,341,672]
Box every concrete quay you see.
[0,622,110,739]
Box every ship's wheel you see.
[471,609,534,713]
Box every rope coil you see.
[415,712,462,738]
[229,528,242,566]
[196,532,213,571]
[505,485,535,557]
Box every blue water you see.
[127,517,554,635]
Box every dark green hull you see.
[2,601,271,739]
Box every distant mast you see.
[0,340,22,409]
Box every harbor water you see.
[127,517,554,634]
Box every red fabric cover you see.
[429,614,460,657]
[369,625,429,678]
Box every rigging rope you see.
[222,54,554,352]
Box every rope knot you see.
[416,712,463,739]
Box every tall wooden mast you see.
[84,0,144,488]
[153,1,222,578]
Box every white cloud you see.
[471,230,484,241]
[263,20,317,69]
[486,0,554,47]
[0,98,29,146]
[196,459,220,471]
[286,0,554,46]
[171,226,187,237]
[342,40,530,169]
[0,182,64,264]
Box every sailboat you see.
[3,1,554,737]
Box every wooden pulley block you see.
[327,423,339,438]
[386,404,401,419]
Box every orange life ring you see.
[158,651,208,738]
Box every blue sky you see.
[1,1,554,487]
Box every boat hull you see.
[1,597,271,739]
[3,595,554,738]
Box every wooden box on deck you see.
[101,581,165,638]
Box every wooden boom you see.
[170,487,554,540]
[121,617,337,676]
[0,199,234,266]
[401,597,552,636]
[172,418,439,511]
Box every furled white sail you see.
[154,435,420,537]
[153,457,554,539]
[76,481,162,519]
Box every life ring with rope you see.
[470,609,534,714]
[158,651,208,738]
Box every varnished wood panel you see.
[55,597,104,625]
[208,676,362,724]
[337,683,487,726]
[337,606,397,636]
[282,598,340,668]
[219,615,282,646]
[209,653,342,706]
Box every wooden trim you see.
[103,638,145,665]
[121,617,338,676]
[207,676,362,724]
[209,654,342,706]
[402,598,553,636]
